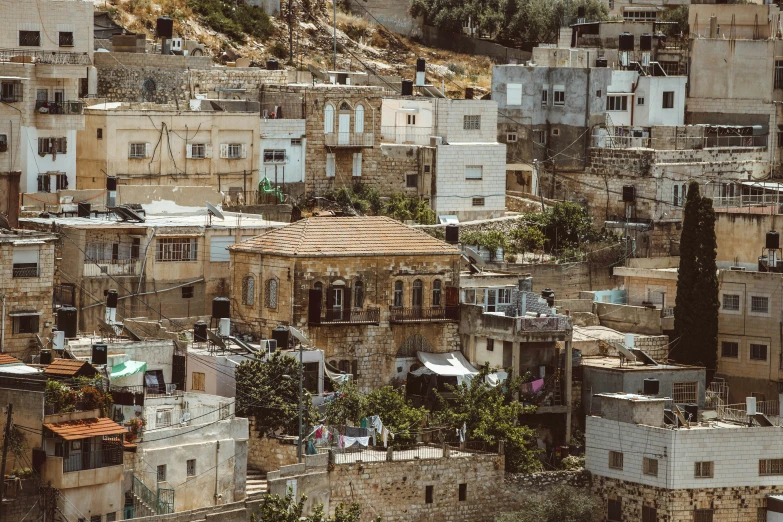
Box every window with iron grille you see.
[38,138,67,155]
[751,296,769,313]
[776,60,783,89]
[760,459,783,475]
[227,143,242,158]
[472,197,485,207]
[721,341,739,358]
[607,499,622,521]
[19,31,40,46]
[694,461,713,478]
[129,143,146,159]
[751,344,768,361]
[609,451,623,470]
[242,276,255,306]
[672,382,697,403]
[106,513,116,522]
[463,115,481,130]
[190,143,206,159]
[263,150,286,163]
[406,174,418,188]
[265,278,278,309]
[156,238,198,262]
[59,32,74,47]
[291,138,302,146]
[643,457,658,476]
[12,315,39,334]
[181,286,194,299]
[187,459,196,477]
[0,82,22,103]
[642,506,656,522]
[722,294,740,311]
[694,509,713,522]
[157,464,167,482]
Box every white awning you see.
[416,351,478,377]
[8,311,42,317]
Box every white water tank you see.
[219,317,231,337]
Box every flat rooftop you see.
[332,445,493,465]
[22,210,287,231]
[582,356,702,371]
[0,229,58,244]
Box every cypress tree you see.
[673,181,701,361]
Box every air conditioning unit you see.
[430,136,443,147]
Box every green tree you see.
[382,194,436,225]
[236,351,316,436]
[659,5,689,37]
[496,485,600,522]
[460,230,509,261]
[510,226,546,255]
[325,379,363,426]
[253,492,376,522]
[361,386,426,446]
[189,0,275,42]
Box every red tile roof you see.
[230,217,460,257]
[44,359,96,377]
[43,417,128,441]
[0,354,21,366]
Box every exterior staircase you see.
[132,495,156,518]
[246,468,268,498]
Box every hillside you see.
[102,0,494,97]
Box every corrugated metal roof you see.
[230,216,461,257]
[43,417,127,440]
[44,359,95,376]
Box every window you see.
[324,104,334,133]
[242,275,255,306]
[352,152,362,177]
[533,130,546,144]
[662,91,674,109]
[607,499,622,522]
[181,286,194,299]
[90,516,101,522]
[354,280,364,308]
[673,184,682,206]
[263,150,286,163]
[694,461,713,478]
[326,153,335,178]
[606,96,628,111]
[156,238,198,262]
[406,114,416,125]
[487,338,494,352]
[760,459,783,475]
[672,382,697,404]
[497,288,511,304]
[12,246,39,278]
[462,289,476,304]
[596,90,602,97]
[265,279,278,309]
[721,341,739,358]
[424,165,431,173]
[131,238,140,259]
[129,143,147,159]
[393,281,403,308]
[694,509,714,522]
[507,132,518,143]
[465,166,483,179]
[355,105,365,134]
[472,197,485,207]
[433,280,442,306]
[412,279,423,308]
[642,506,656,522]
[609,451,623,470]
[36,89,48,102]
[425,485,433,504]
[643,457,658,476]
[12,315,39,334]
[189,143,206,159]
[223,143,244,159]
[59,32,74,47]
[758,508,767,522]
[157,464,167,482]
[38,138,67,155]
[192,372,205,391]
[751,296,769,314]
[97,128,103,140]
[105,514,116,522]
[291,138,302,146]
[751,343,768,361]
[553,87,565,106]
[406,174,418,188]
[507,83,522,106]
[19,31,40,46]
[458,483,467,501]
[637,97,645,106]
[0,81,22,103]
[776,60,783,89]
[541,89,548,106]
[187,459,196,477]
[463,115,481,130]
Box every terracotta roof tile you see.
[230,217,460,257]
[44,359,95,377]
[0,354,21,366]
[43,417,128,440]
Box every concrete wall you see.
[715,212,783,265]
[116,185,223,207]
[689,4,781,40]
[260,119,307,185]
[421,26,530,63]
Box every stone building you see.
[588,392,783,522]
[228,216,462,390]
[0,228,58,358]
[0,0,93,193]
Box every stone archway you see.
[396,333,433,358]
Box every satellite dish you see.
[289,326,310,345]
[206,201,225,220]
[463,246,486,267]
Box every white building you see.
[587,392,783,522]
[606,70,686,127]
[259,116,307,187]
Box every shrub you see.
[189,0,275,41]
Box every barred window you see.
[227,143,242,158]
[242,275,255,306]
[609,451,623,470]
[187,459,196,477]
[694,461,713,478]
[721,341,739,358]
[751,296,769,313]
[751,344,768,361]
[722,294,740,310]
[156,238,198,262]
[694,509,713,522]
[463,115,481,130]
[672,382,697,404]
[760,459,783,475]
[265,278,278,309]
[129,143,146,159]
[472,197,485,207]
[643,457,658,476]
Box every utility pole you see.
[0,404,13,502]
[333,0,337,71]
[288,0,294,65]
[297,341,303,463]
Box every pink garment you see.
[531,379,545,393]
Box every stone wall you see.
[246,419,299,473]
[93,52,214,70]
[0,481,44,522]
[502,470,592,505]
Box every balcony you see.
[83,258,141,277]
[310,307,381,326]
[12,264,39,278]
[380,126,435,146]
[324,132,374,148]
[35,100,84,115]
[63,446,123,473]
[389,306,459,323]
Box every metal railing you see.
[35,100,84,115]
[133,475,175,515]
[145,384,182,398]
[712,194,783,210]
[389,306,459,323]
[83,258,141,277]
[313,307,381,325]
[324,132,375,148]
[0,47,91,65]
[63,446,123,473]
[661,307,675,318]
[380,126,434,146]
[593,132,768,150]
[12,266,39,278]
[721,400,780,422]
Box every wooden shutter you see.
[343,287,351,321]
[325,287,335,321]
[308,289,322,324]
[220,144,228,158]
[241,144,247,159]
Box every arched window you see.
[393,281,403,308]
[354,280,364,308]
[264,278,278,309]
[355,104,365,134]
[412,279,423,308]
[432,280,442,307]
[324,104,334,134]
[314,282,323,293]
[242,275,255,306]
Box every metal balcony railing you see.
[63,446,123,473]
[312,307,381,325]
[0,47,91,65]
[324,132,374,148]
[83,258,141,277]
[12,265,39,278]
[389,306,459,323]
[593,132,768,150]
[380,126,435,146]
[35,100,84,115]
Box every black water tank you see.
[156,17,174,39]
[212,297,230,319]
[622,186,636,202]
[194,321,208,342]
[577,6,585,17]
[684,403,698,422]
[92,344,108,365]
[39,350,52,365]
[272,325,290,350]
[595,57,608,67]
[640,33,653,51]
[465,87,474,100]
[767,231,780,249]
[416,57,426,72]
[541,288,555,307]
[619,32,634,52]
[57,306,78,338]
[77,202,91,218]
[401,79,413,96]
[106,177,117,191]
[445,224,459,244]
[643,378,660,395]
[266,58,279,70]
[106,289,118,309]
